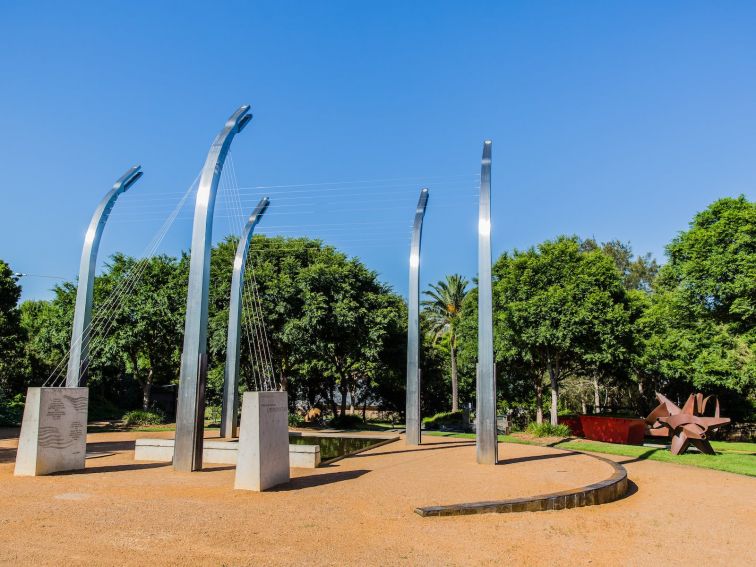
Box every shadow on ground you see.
[349,440,476,459]
[623,480,639,499]
[0,446,17,464]
[272,469,370,491]
[0,427,21,440]
[497,451,578,466]
[616,449,662,465]
[57,462,171,475]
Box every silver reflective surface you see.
[174,105,252,472]
[66,166,142,388]
[406,188,428,445]
[476,140,498,464]
[220,197,270,439]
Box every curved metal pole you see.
[220,197,270,439]
[406,188,429,445]
[476,140,497,464]
[174,105,253,472]
[65,166,143,388]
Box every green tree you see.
[0,260,27,395]
[19,254,188,410]
[15,236,411,420]
[422,274,469,412]
[207,235,406,418]
[20,299,63,386]
[284,248,404,418]
[20,286,76,390]
[493,237,633,425]
[101,254,187,409]
[208,236,324,404]
[637,196,755,418]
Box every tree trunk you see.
[339,384,348,417]
[328,382,338,419]
[548,363,559,426]
[348,384,355,415]
[535,379,543,424]
[450,343,459,412]
[142,369,153,411]
[593,376,601,413]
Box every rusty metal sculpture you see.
[645,393,730,455]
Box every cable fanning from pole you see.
[44,174,199,387]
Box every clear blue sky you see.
[2,1,755,302]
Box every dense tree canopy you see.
[581,239,659,292]
[99,254,188,409]
[13,237,408,420]
[491,237,634,424]
[635,197,755,417]
[3,195,754,426]
[209,235,407,418]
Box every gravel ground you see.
[0,428,753,566]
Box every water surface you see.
[288,435,385,461]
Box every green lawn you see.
[427,431,756,477]
[131,424,179,432]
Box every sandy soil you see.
[0,428,754,566]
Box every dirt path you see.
[0,429,754,566]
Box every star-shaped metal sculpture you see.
[645,393,730,455]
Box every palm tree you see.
[422,274,469,412]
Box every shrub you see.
[328,414,365,429]
[423,410,467,431]
[289,413,304,427]
[0,393,24,427]
[525,422,571,438]
[123,408,166,427]
[205,405,222,424]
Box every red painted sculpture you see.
[645,393,730,455]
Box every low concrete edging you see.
[415,453,628,517]
[134,438,321,468]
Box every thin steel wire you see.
[221,158,273,391]
[45,174,199,386]
[228,156,277,390]
[218,165,265,392]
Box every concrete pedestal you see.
[14,387,88,476]
[234,391,290,491]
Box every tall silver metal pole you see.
[220,197,270,439]
[66,166,143,387]
[476,140,497,464]
[174,105,253,472]
[406,188,429,445]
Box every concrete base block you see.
[14,387,88,476]
[134,438,177,462]
[135,438,321,468]
[235,391,290,491]
[135,438,242,465]
[289,444,321,468]
[134,439,239,465]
